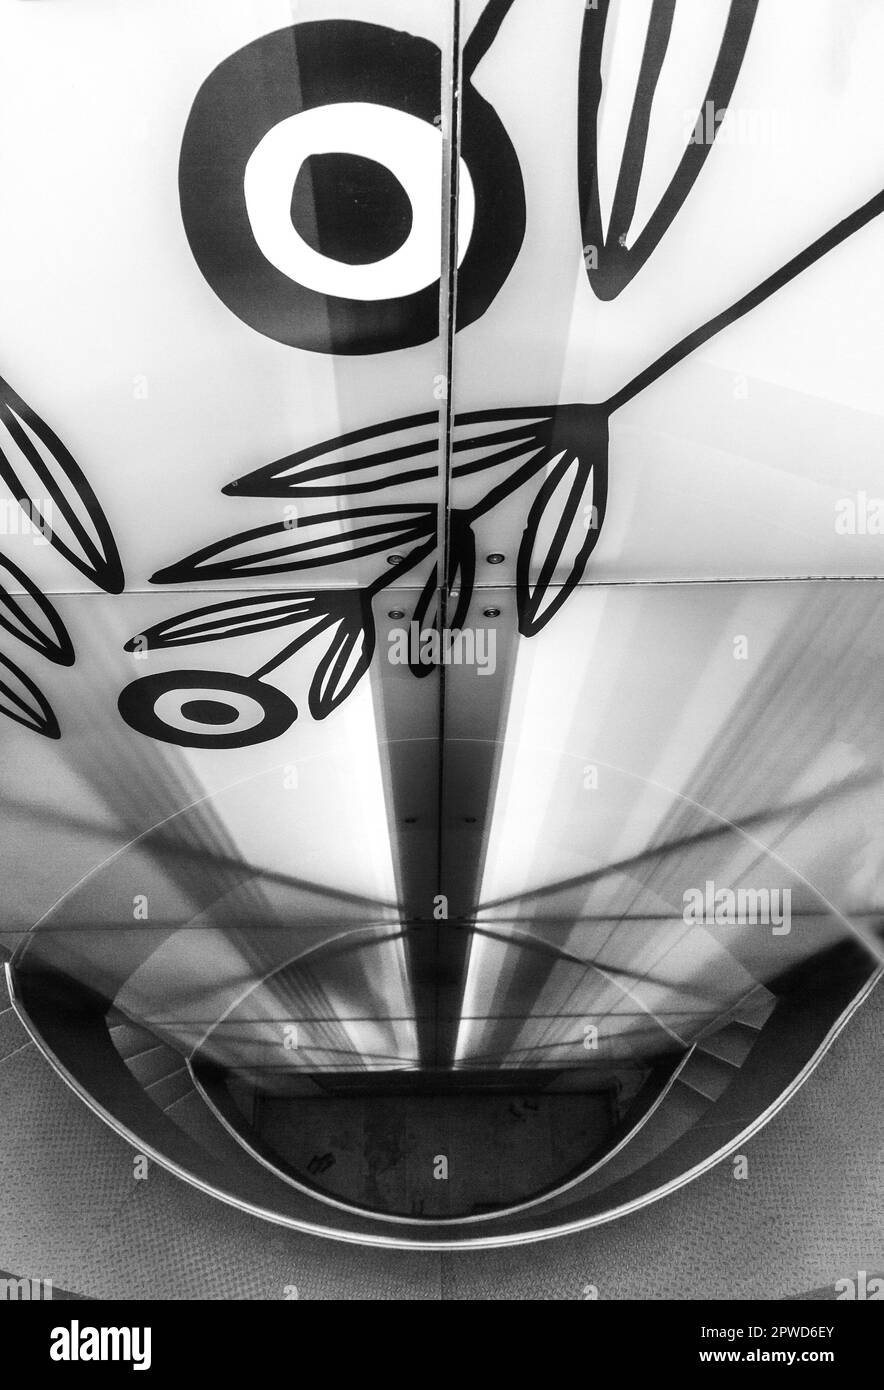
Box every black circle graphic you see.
[178,20,526,354]
[118,671,297,748]
[291,152,413,265]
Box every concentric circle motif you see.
[179,20,525,354]
[118,671,297,748]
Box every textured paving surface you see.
[0,968,882,1300]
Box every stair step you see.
[126,1045,185,1089]
[109,1015,196,1094]
[144,1066,193,1112]
[160,1087,268,1169]
[162,1088,222,1145]
[163,1086,197,1115]
[108,1021,162,1063]
[732,985,778,1031]
[697,1021,758,1068]
[678,1049,738,1101]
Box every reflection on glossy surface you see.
[8,578,884,1228]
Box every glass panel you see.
[452,0,884,592]
[0,0,451,592]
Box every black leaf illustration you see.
[0,376,124,593]
[151,505,436,584]
[308,593,376,719]
[402,512,475,679]
[516,416,609,637]
[226,411,439,498]
[407,568,439,680]
[448,511,477,633]
[452,409,555,483]
[224,408,555,499]
[0,554,74,666]
[124,592,336,653]
[0,651,60,738]
[579,0,759,299]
